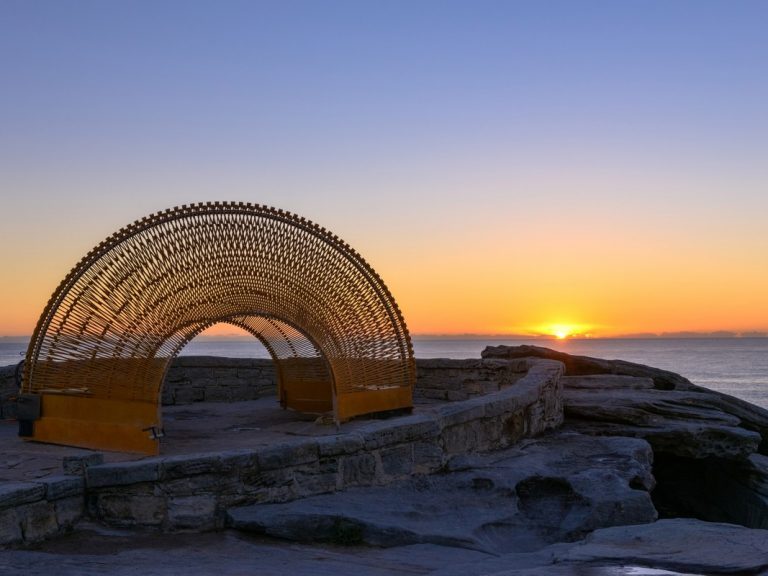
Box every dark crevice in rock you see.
[651,453,768,529]
[515,476,586,526]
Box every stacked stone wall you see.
[415,358,528,401]
[0,476,83,545]
[162,357,275,405]
[4,356,544,410]
[0,358,564,546]
[161,357,534,405]
[86,358,563,532]
[0,364,19,419]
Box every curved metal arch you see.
[26,204,411,376]
[22,202,415,454]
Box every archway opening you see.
[163,323,275,406]
[180,324,272,359]
[167,318,335,415]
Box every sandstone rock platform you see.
[4,517,767,575]
[3,348,768,574]
[227,431,657,553]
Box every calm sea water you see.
[3,338,767,409]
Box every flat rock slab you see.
[559,518,768,574]
[0,529,491,576]
[564,386,763,459]
[228,432,657,554]
[11,520,766,576]
[429,518,768,576]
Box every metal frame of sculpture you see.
[21,202,415,454]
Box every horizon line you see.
[414,331,768,340]
[2,331,768,341]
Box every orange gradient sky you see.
[1,2,767,339]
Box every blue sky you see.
[1,1,767,336]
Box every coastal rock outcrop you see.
[3,349,768,574]
[562,376,761,459]
[557,518,768,574]
[483,345,768,529]
[482,344,695,390]
[560,375,768,528]
[227,431,657,553]
[437,518,768,576]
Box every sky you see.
[1,0,767,339]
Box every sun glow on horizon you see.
[537,323,592,340]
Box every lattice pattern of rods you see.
[23,202,415,404]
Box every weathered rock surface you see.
[558,518,768,574]
[560,374,768,527]
[228,431,656,553]
[563,379,762,459]
[689,386,768,454]
[432,518,768,575]
[484,345,768,454]
[483,346,768,529]
[561,374,655,389]
[484,346,768,459]
[4,346,768,576]
[482,344,695,390]
[5,518,768,576]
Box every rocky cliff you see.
[483,344,768,529]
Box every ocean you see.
[3,337,767,409]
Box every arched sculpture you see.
[21,202,415,454]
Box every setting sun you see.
[550,324,574,339]
[535,323,591,340]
